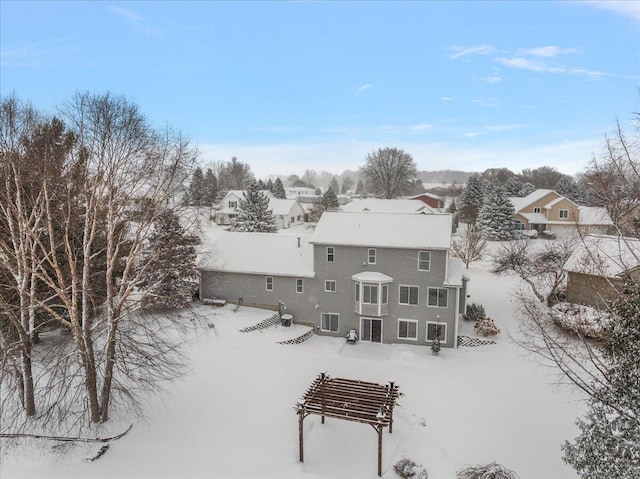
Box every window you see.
[426,322,447,342]
[355,283,360,302]
[363,284,378,304]
[368,248,376,264]
[513,220,525,231]
[325,280,336,292]
[297,215,301,221]
[321,313,339,332]
[291,216,295,223]
[428,287,448,308]
[559,209,569,219]
[533,207,541,213]
[296,278,304,294]
[398,319,418,340]
[266,276,273,291]
[229,201,238,208]
[327,247,335,262]
[399,285,419,305]
[418,251,431,271]
[382,284,388,305]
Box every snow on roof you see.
[351,271,393,282]
[564,235,640,277]
[341,199,435,214]
[578,206,613,226]
[519,212,549,224]
[311,212,452,250]
[198,231,314,277]
[509,189,557,212]
[444,257,468,287]
[224,190,275,200]
[268,198,300,216]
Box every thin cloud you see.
[480,74,503,84]
[447,45,496,60]
[354,84,373,95]
[409,124,433,132]
[440,97,454,101]
[516,46,579,57]
[497,57,605,77]
[108,6,162,38]
[472,98,500,108]
[584,1,640,23]
[0,42,82,67]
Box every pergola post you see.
[377,425,383,477]
[389,381,395,434]
[298,411,304,463]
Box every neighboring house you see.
[199,212,469,348]
[341,198,435,214]
[564,234,640,308]
[285,187,317,197]
[215,190,304,229]
[509,189,613,237]
[410,193,445,210]
[616,202,640,235]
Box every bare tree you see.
[360,147,418,199]
[451,223,487,268]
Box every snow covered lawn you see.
[1,260,584,479]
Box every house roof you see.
[444,257,468,287]
[351,272,393,283]
[223,190,275,201]
[564,235,640,277]
[341,199,435,214]
[578,206,613,226]
[508,189,558,213]
[310,212,453,250]
[198,231,315,277]
[519,212,549,224]
[269,198,301,216]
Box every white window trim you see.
[559,209,569,219]
[418,251,431,271]
[368,248,376,264]
[266,276,273,291]
[427,287,448,308]
[296,278,304,294]
[362,284,379,305]
[425,321,447,343]
[382,284,388,305]
[325,280,337,292]
[327,246,335,262]
[533,207,541,213]
[397,318,418,341]
[321,312,339,332]
[398,285,419,306]
[360,317,383,343]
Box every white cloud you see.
[516,46,579,57]
[409,124,433,132]
[440,97,454,101]
[107,6,162,38]
[354,84,373,95]
[480,74,503,84]
[496,57,605,78]
[472,98,500,108]
[447,45,496,60]
[584,1,640,23]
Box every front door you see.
[361,318,382,343]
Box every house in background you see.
[341,198,436,214]
[509,189,613,237]
[199,212,468,348]
[214,190,304,229]
[410,193,445,210]
[285,186,317,198]
[564,234,640,308]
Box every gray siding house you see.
[198,212,468,348]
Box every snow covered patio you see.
[1,261,585,479]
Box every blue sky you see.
[1,1,639,179]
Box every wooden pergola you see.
[295,372,400,477]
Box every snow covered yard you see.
[1,255,585,479]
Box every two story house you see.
[198,212,468,348]
[215,190,305,229]
[509,189,612,237]
[341,198,435,214]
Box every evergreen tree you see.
[266,178,274,193]
[477,184,514,240]
[309,187,339,222]
[562,279,640,478]
[519,182,536,197]
[431,325,442,356]
[188,167,206,206]
[137,210,200,309]
[341,177,354,194]
[447,198,459,232]
[257,179,266,190]
[504,176,525,196]
[230,183,278,232]
[203,168,218,206]
[272,177,286,199]
[458,175,484,224]
[355,179,364,195]
[329,176,340,194]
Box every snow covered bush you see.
[393,458,429,479]
[541,230,556,239]
[464,303,486,322]
[550,303,610,340]
[474,318,500,336]
[456,462,519,479]
[431,335,441,356]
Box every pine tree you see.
[504,176,524,196]
[431,325,442,356]
[230,183,278,232]
[203,168,218,206]
[562,279,640,478]
[458,175,484,224]
[272,177,286,199]
[188,167,206,206]
[257,179,266,190]
[266,178,274,193]
[309,187,339,222]
[447,198,459,233]
[355,179,364,195]
[477,183,514,240]
[137,210,200,309]
[329,176,340,194]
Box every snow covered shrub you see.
[393,458,429,479]
[431,335,441,356]
[550,302,610,340]
[456,462,519,479]
[541,229,556,239]
[474,318,500,336]
[464,303,486,321]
